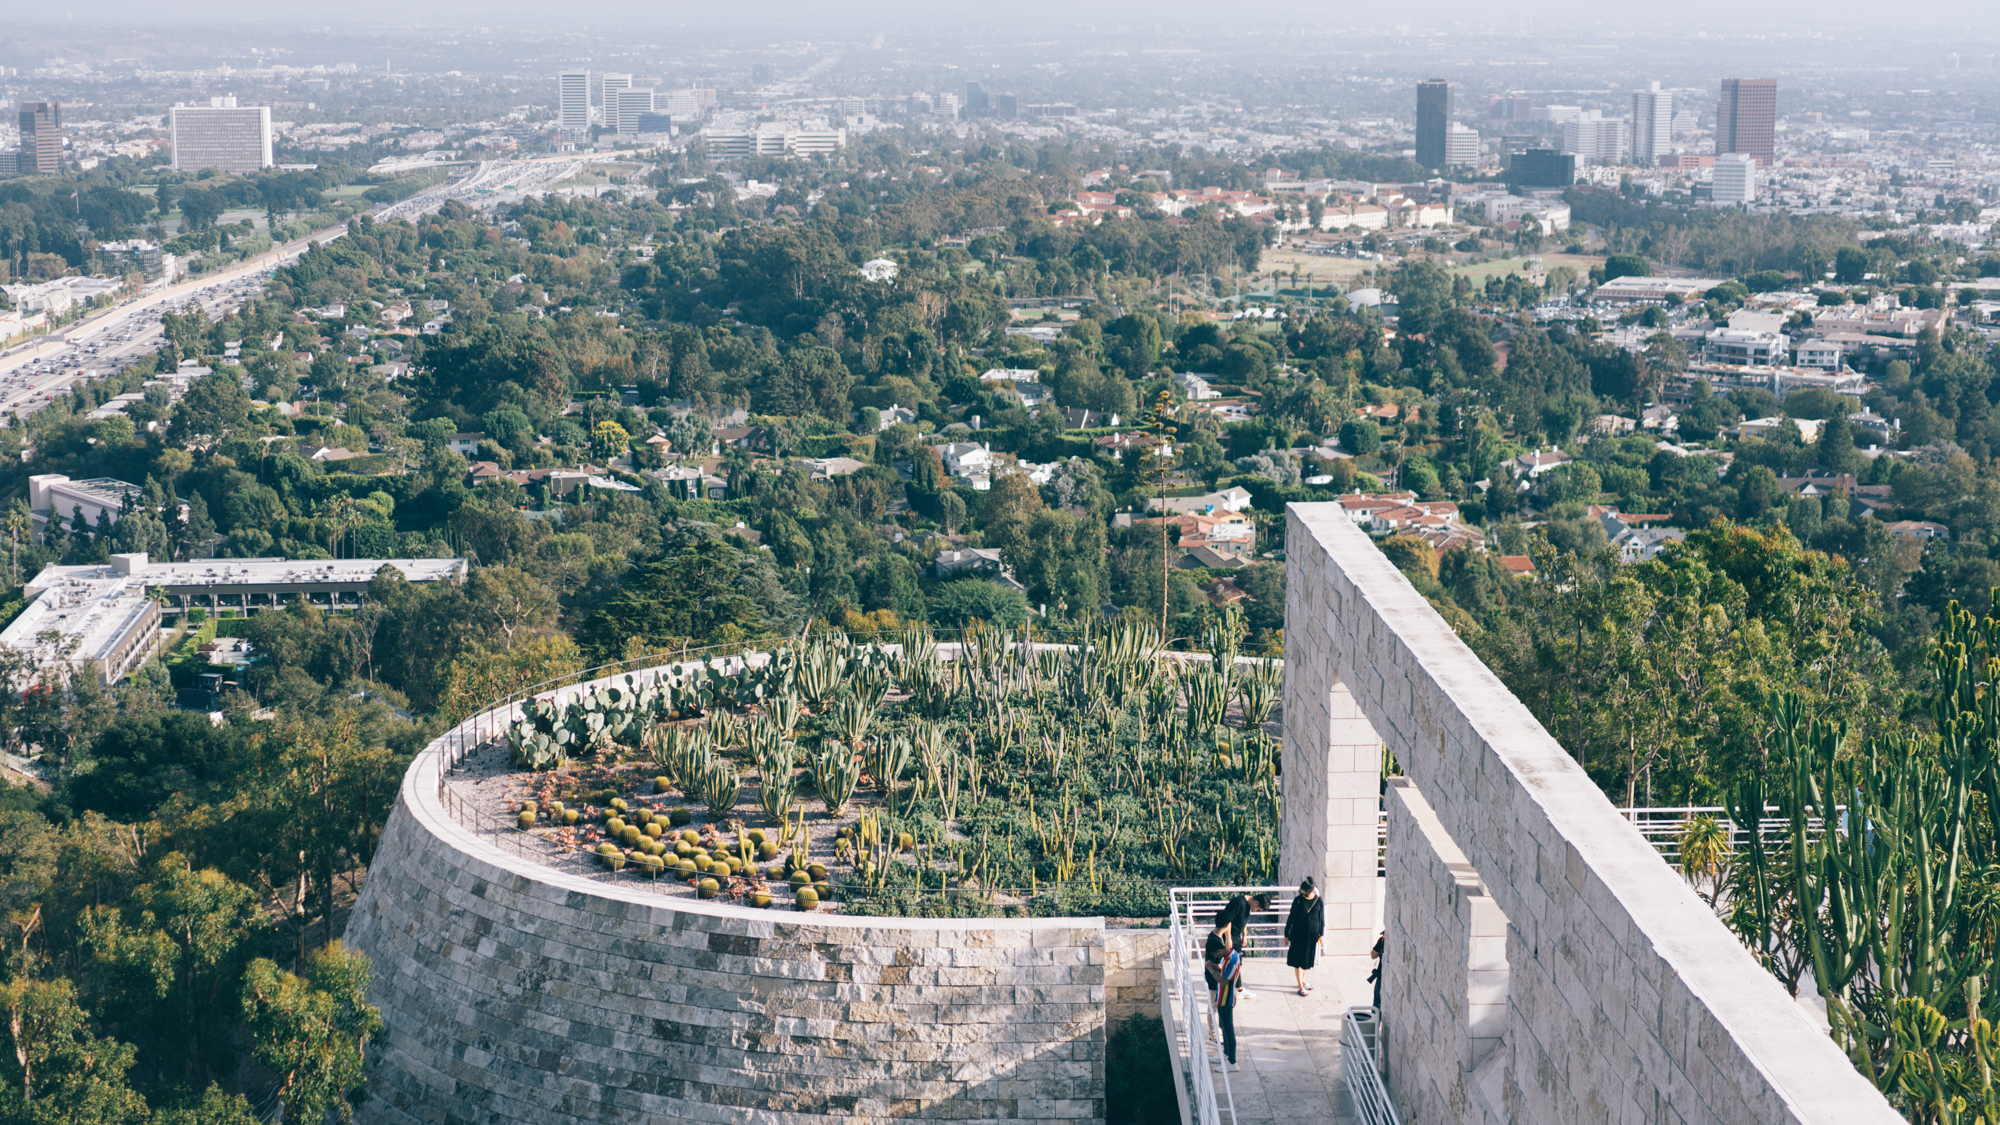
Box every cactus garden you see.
[445,617,1284,917]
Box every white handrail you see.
[1168,884,1295,1125]
[1342,1006,1400,1125]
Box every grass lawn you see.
[1445,251,1602,284]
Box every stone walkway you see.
[1172,953,1376,1125]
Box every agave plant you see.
[795,638,847,708]
[1184,668,1231,733]
[758,768,797,824]
[865,735,915,813]
[1237,659,1280,728]
[827,693,874,751]
[764,692,803,740]
[810,742,862,817]
[698,759,741,816]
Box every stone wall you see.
[346,718,1110,1125]
[1104,930,1169,1024]
[1282,504,1900,1125]
[1382,778,1507,1125]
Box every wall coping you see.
[402,641,1275,933]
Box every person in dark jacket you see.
[1215,892,1272,999]
[1282,877,1325,996]
[1203,915,1240,1070]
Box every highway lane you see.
[0,155,614,421]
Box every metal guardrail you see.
[1342,1006,1400,1125]
[1167,884,1296,1125]
[1372,804,1829,874]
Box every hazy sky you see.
[8,0,2000,30]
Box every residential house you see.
[938,442,992,478]
[1512,449,1573,478]
[1204,576,1253,606]
[879,404,919,430]
[1499,555,1537,576]
[980,368,1041,384]
[1095,432,1167,455]
[1062,407,1120,429]
[931,548,1027,591]
[1641,405,1679,433]
[1148,487,1255,515]
[1175,545,1248,571]
[795,456,869,480]
[1172,372,1220,401]
[1590,414,1638,436]
[1885,520,1948,541]
[446,432,486,457]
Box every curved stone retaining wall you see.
[345,662,1116,1125]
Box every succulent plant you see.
[645,822,665,839]
[522,801,539,815]
[549,800,564,813]
[726,857,745,875]
[795,887,819,910]
[697,878,721,899]
[517,811,536,830]
[610,797,628,812]
[898,832,915,853]
[619,825,643,846]
[757,840,780,860]
[809,744,862,817]
[655,776,672,793]
[562,809,579,826]
[646,839,667,857]
[669,808,692,827]
[788,871,809,887]
[637,854,665,878]
[606,816,626,834]
[748,828,766,845]
[601,850,626,872]
[676,859,696,877]
[752,892,773,908]
[680,829,700,844]
[807,863,827,881]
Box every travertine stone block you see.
[1283,504,1900,1125]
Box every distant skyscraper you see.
[1563,111,1627,165]
[1716,78,1777,166]
[1445,123,1480,170]
[609,87,654,135]
[1508,148,1576,188]
[1712,152,1757,204]
[964,81,990,116]
[170,97,273,174]
[1630,82,1673,165]
[601,72,632,127]
[19,102,61,175]
[558,69,590,135]
[1415,79,1452,169]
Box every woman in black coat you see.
[1283,877,1325,996]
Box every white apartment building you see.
[1562,111,1627,165]
[1712,152,1757,205]
[1630,82,1673,165]
[1445,123,1480,169]
[558,69,591,135]
[169,97,272,174]
[1475,196,1573,233]
[701,124,847,158]
[610,87,655,135]
[601,72,631,126]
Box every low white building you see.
[1796,340,1842,369]
[0,554,467,685]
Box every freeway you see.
[0,154,615,422]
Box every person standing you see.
[1282,878,1325,996]
[1204,914,1241,1072]
[1217,892,1273,998]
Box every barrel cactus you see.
[655,776,672,793]
[752,892,773,908]
[795,887,819,910]
[619,825,643,847]
[606,816,626,834]
[697,878,721,899]
[637,854,665,878]
[676,859,696,878]
[670,808,692,827]
[562,809,579,826]
[788,871,809,888]
[517,810,536,830]
[758,840,780,860]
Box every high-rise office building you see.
[609,87,654,135]
[1712,152,1757,204]
[1716,78,1777,167]
[1508,148,1576,188]
[964,82,990,116]
[169,97,272,174]
[1630,82,1673,165]
[1486,95,1532,122]
[19,102,61,175]
[1562,111,1627,165]
[1445,123,1480,170]
[1415,79,1452,169]
[601,73,632,126]
[558,69,591,135]
[993,93,1017,118]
